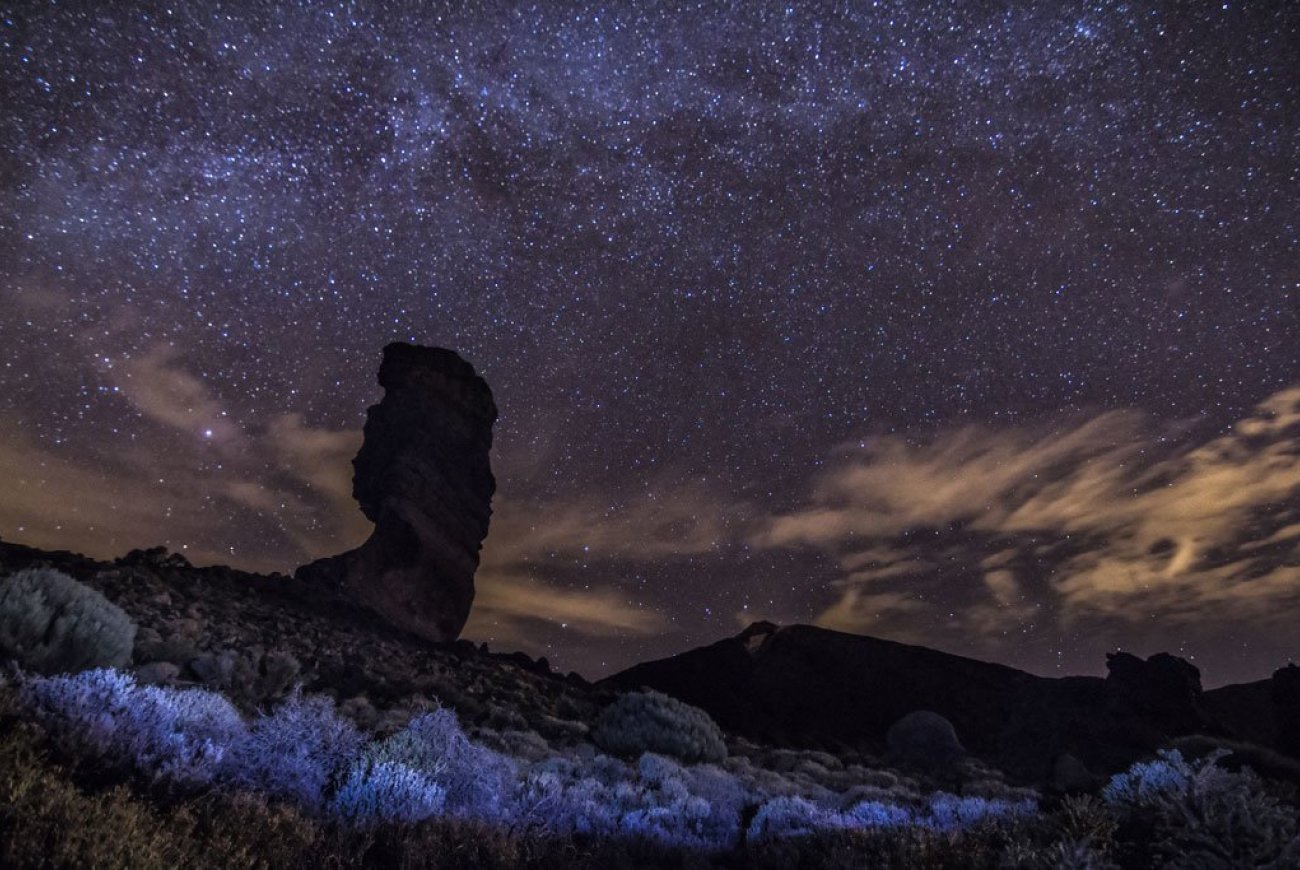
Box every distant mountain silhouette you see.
[4,534,1298,791]
[605,621,1297,782]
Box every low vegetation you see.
[1102,748,1300,867]
[591,689,728,764]
[2,665,1297,868]
[0,568,136,674]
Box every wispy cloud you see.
[463,485,735,645]
[0,344,370,572]
[468,574,669,639]
[754,386,1300,655]
[116,344,241,440]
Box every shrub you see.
[510,751,746,850]
[21,668,245,789]
[630,753,740,849]
[1102,748,1195,806]
[221,689,363,812]
[1104,749,1300,868]
[1056,793,1119,857]
[514,765,621,837]
[366,707,516,819]
[0,568,136,674]
[843,800,915,828]
[255,650,301,700]
[683,765,753,846]
[747,795,829,840]
[593,690,727,764]
[21,667,141,757]
[746,791,1034,842]
[331,760,446,825]
[885,710,964,773]
[0,725,192,870]
[925,793,1037,832]
[134,685,245,788]
[0,699,324,869]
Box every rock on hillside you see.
[296,343,497,643]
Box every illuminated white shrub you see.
[22,668,242,789]
[221,690,363,811]
[332,760,446,824]
[0,568,135,674]
[1104,749,1300,867]
[365,707,515,819]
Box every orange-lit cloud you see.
[755,386,1300,648]
[0,426,200,561]
[467,574,668,640]
[463,485,735,645]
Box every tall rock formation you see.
[297,343,497,642]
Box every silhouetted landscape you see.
[2,343,1298,867]
[3,0,1298,866]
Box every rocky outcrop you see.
[296,343,497,643]
[1274,664,1300,758]
[1105,651,1208,735]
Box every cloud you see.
[0,427,205,562]
[467,574,669,640]
[816,588,927,635]
[482,483,740,566]
[756,410,1148,548]
[755,386,1300,654]
[264,414,363,506]
[115,345,240,440]
[462,483,736,645]
[0,345,371,572]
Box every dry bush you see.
[0,568,136,674]
[593,690,726,764]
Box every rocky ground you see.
[0,536,1043,802]
[0,539,602,743]
[5,534,1299,796]
[5,537,1300,869]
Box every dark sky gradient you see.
[1,1,1297,683]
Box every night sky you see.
[2,1,1297,684]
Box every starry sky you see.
[1,1,1297,685]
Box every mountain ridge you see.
[2,535,1296,786]
[604,619,1296,782]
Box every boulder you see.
[1048,752,1099,794]
[886,710,965,772]
[134,661,180,685]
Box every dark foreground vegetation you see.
[3,675,1299,869]
[2,555,1299,868]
